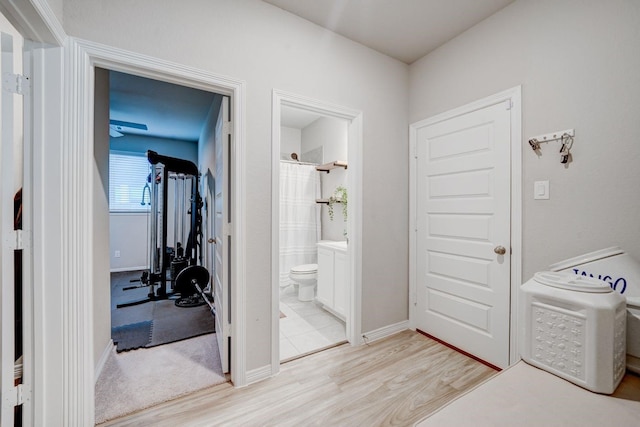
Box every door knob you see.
[208,238,216,244]
[494,246,506,255]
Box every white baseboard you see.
[110,266,148,273]
[95,339,114,382]
[362,320,410,343]
[245,364,274,386]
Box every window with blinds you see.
[109,151,151,212]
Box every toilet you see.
[289,263,318,302]
[549,247,640,374]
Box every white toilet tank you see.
[549,247,640,374]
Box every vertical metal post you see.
[159,165,168,297]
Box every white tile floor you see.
[279,284,346,361]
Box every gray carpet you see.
[111,270,215,352]
[95,334,227,424]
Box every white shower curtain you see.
[279,162,321,287]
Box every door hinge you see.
[505,99,513,110]
[6,229,24,250]
[223,223,232,237]
[7,384,25,407]
[2,73,30,95]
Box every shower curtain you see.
[279,162,321,287]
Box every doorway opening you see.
[271,90,364,371]
[93,67,235,423]
[278,106,349,361]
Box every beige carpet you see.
[95,333,227,425]
[415,361,640,426]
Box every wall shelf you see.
[316,198,344,204]
[315,160,347,173]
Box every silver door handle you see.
[208,238,217,244]
[494,246,506,255]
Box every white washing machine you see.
[549,247,640,374]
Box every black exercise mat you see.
[146,300,215,348]
[112,321,152,352]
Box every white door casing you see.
[214,96,231,373]
[410,87,522,369]
[54,38,247,426]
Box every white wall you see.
[280,126,301,159]
[409,0,640,280]
[63,0,410,370]
[301,117,349,241]
[28,40,65,426]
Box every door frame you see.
[61,38,247,424]
[271,90,364,375]
[408,86,522,366]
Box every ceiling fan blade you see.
[109,126,124,138]
[109,119,148,131]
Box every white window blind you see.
[109,151,151,212]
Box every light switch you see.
[534,180,549,200]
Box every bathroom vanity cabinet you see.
[316,241,347,320]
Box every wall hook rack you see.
[527,128,575,164]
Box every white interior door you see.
[0,13,24,426]
[214,96,231,373]
[415,100,511,368]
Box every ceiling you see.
[263,0,514,64]
[109,71,218,142]
[110,1,515,142]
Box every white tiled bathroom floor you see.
[279,285,346,361]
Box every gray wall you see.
[64,0,410,371]
[46,0,63,26]
[93,67,111,365]
[409,0,640,281]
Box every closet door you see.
[0,13,25,427]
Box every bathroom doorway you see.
[271,91,363,371]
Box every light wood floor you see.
[98,330,497,427]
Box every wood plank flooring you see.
[98,330,497,427]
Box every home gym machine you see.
[117,150,214,315]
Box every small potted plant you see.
[327,185,348,223]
